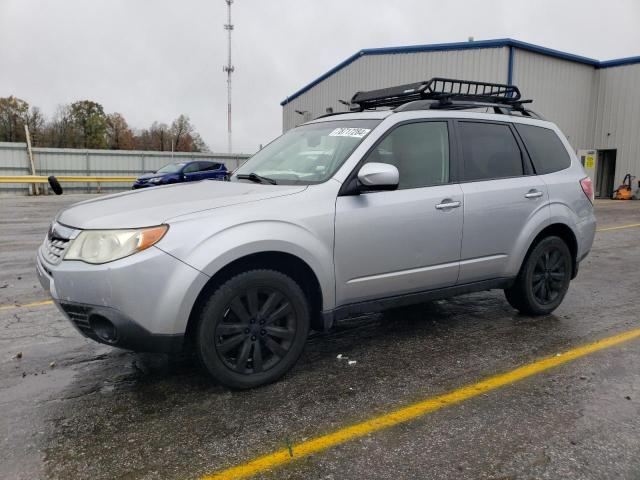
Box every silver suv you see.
[37,78,596,388]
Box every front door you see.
[183,162,202,181]
[334,120,463,306]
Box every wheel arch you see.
[185,251,325,341]
[523,223,579,279]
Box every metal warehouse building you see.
[281,38,640,198]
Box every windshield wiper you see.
[236,172,277,185]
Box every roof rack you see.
[349,77,537,116]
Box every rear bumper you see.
[575,213,597,262]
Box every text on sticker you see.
[328,128,371,138]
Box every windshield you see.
[156,163,185,174]
[232,119,381,185]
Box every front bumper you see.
[56,301,184,352]
[36,242,209,353]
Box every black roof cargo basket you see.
[349,77,538,117]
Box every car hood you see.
[57,181,307,229]
[136,172,165,181]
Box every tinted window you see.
[364,121,449,189]
[459,122,523,181]
[515,124,570,174]
[156,162,185,174]
[183,162,199,173]
[199,162,217,171]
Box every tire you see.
[195,269,310,389]
[504,236,572,316]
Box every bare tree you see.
[149,122,171,151]
[106,113,134,150]
[25,106,45,146]
[170,114,194,151]
[44,105,77,148]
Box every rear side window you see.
[515,124,571,174]
[199,162,216,171]
[459,122,523,181]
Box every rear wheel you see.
[196,269,310,389]
[504,236,572,315]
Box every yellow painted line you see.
[202,327,640,480]
[0,299,54,311]
[0,175,137,184]
[596,223,640,232]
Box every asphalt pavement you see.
[1,194,639,480]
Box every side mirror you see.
[357,162,399,192]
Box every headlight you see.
[150,177,163,183]
[64,225,168,264]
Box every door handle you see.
[435,200,461,210]
[525,190,543,199]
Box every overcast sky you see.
[1,0,639,153]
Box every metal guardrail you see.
[0,175,137,184]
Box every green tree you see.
[0,96,29,142]
[69,100,107,149]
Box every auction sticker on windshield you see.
[328,127,371,138]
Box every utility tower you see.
[223,0,235,153]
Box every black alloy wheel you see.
[215,286,297,374]
[504,236,572,316]
[531,246,567,305]
[196,269,310,389]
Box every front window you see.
[232,119,381,185]
[156,163,185,174]
[362,121,450,190]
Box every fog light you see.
[89,315,118,343]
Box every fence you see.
[0,142,252,195]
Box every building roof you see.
[281,38,640,106]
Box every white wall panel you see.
[512,49,597,150]
[0,143,251,195]
[283,47,509,130]
[593,64,640,181]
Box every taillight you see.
[580,177,594,203]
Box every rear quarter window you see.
[515,124,571,175]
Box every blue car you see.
[132,160,228,189]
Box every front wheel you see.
[195,269,310,389]
[504,236,572,316]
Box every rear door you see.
[200,162,227,180]
[456,120,549,283]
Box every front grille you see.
[59,302,93,334]
[41,222,77,265]
[43,236,70,265]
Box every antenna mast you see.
[223,0,234,153]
